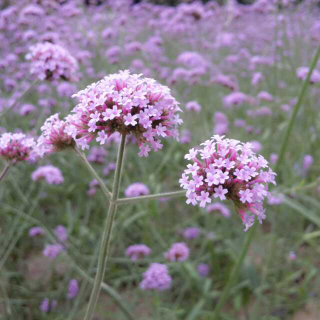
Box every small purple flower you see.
[186,101,201,112]
[40,298,57,313]
[54,225,68,242]
[29,226,45,237]
[124,183,150,197]
[302,155,313,176]
[183,227,201,240]
[125,244,151,261]
[32,165,64,185]
[197,263,210,277]
[164,242,189,262]
[43,244,63,259]
[289,251,296,261]
[67,279,79,299]
[206,203,231,218]
[140,263,172,291]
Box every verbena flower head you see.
[54,225,68,242]
[26,42,78,81]
[0,132,36,163]
[124,182,150,197]
[183,227,200,240]
[32,165,64,185]
[197,263,210,277]
[125,244,151,261]
[43,244,63,259]
[67,70,182,156]
[140,263,172,291]
[67,279,79,299]
[29,226,45,237]
[180,135,276,231]
[164,242,189,262]
[37,113,75,156]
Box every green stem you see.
[116,190,186,205]
[275,44,320,174]
[74,147,112,201]
[84,134,126,320]
[212,222,257,320]
[0,163,11,182]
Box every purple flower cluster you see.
[124,182,150,197]
[32,165,64,185]
[37,113,75,157]
[0,132,36,163]
[26,42,78,81]
[66,70,182,155]
[125,244,151,261]
[140,263,172,291]
[180,135,276,231]
[164,242,189,262]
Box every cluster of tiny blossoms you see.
[0,133,36,163]
[37,113,75,157]
[26,42,78,81]
[66,70,182,156]
[180,135,276,231]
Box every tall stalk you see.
[0,163,11,182]
[84,134,126,320]
[275,44,320,174]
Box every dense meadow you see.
[1,0,320,319]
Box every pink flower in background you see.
[249,141,262,153]
[32,165,64,185]
[257,91,273,102]
[68,70,182,155]
[87,146,108,164]
[37,113,74,156]
[180,129,192,144]
[183,227,200,240]
[207,203,231,218]
[181,135,276,231]
[186,101,201,112]
[0,132,37,163]
[125,182,150,197]
[212,74,238,91]
[302,154,313,176]
[29,226,45,237]
[40,298,57,313]
[140,263,172,291]
[164,242,189,262]
[289,251,296,261]
[223,92,248,108]
[125,244,151,261]
[197,263,210,277]
[269,153,278,165]
[19,104,36,116]
[251,72,264,86]
[213,112,229,135]
[43,244,63,259]
[67,279,79,299]
[26,42,78,81]
[54,225,68,242]
[296,67,320,84]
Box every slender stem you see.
[0,163,11,182]
[74,146,112,201]
[117,190,186,205]
[0,79,39,118]
[212,221,257,320]
[84,134,126,320]
[275,44,320,174]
